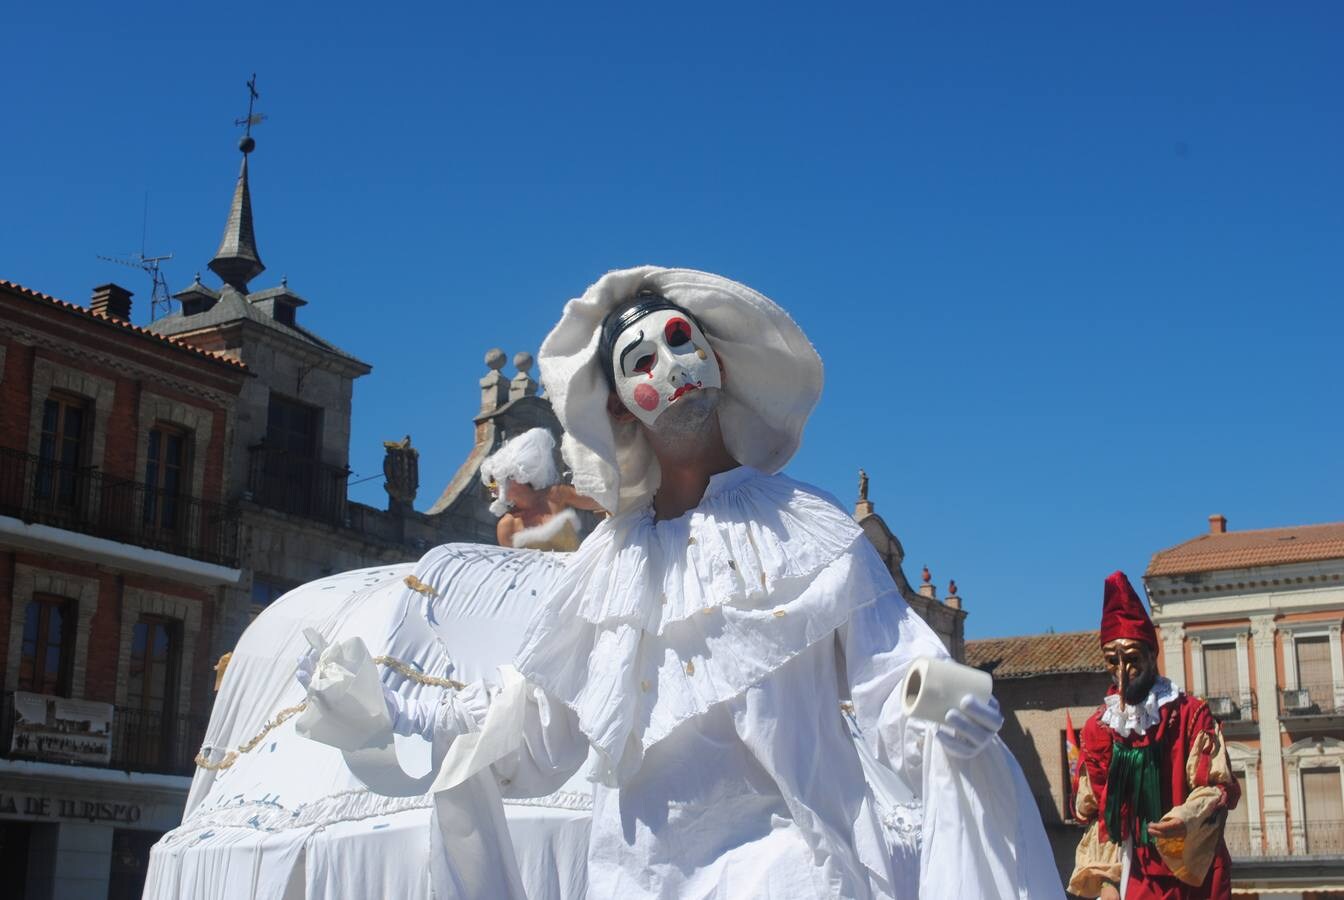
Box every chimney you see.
[90,283,133,321]
[1209,514,1228,535]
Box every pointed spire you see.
[208,152,265,291]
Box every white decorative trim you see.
[27,358,116,482]
[115,587,202,719]
[1227,742,1262,853]
[4,564,98,696]
[1160,624,1185,691]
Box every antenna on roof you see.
[99,192,175,322]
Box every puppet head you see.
[1100,571,1160,705]
[479,428,560,517]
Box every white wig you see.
[480,427,560,517]
[537,266,823,516]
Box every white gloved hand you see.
[937,693,1003,759]
[295,648,318,691]
[294,636,394,752]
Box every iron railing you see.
[1302,821,1344,856]
[0,691,207,777]
[1279,682,1342,717]
[1206,691,1257,723]
[246,445,349,525]
[0,446,239,567]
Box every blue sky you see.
[2,3,1340,639]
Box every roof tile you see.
[1,279,247,371]
[1146,523,1344,577]
[965,630,1106,679]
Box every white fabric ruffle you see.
[514,467,896,785]
[1101,676,1180,738]
[537,266,824,516]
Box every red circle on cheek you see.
[633,383,660,411]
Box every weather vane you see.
[233,73,266,154]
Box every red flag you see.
[1065,710,1082,819]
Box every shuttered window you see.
[1296,636,1334,708]
[1203,643,1239,700]
[1301,768,1344,854]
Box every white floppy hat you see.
[537,266,824,515]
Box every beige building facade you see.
[1146,515,1344,899]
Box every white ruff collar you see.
[514,468,897,786]
[1101,677,1179,737]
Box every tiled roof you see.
[965,630,1106,679]
[1146,523,1344,577]
[1,278,248,371]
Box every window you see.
[1296,636,1333,709]
[127,616,181,714]
[35,393,86,505]
[266,395,320,459]
[1301,768,1344,854]
[18,594,75,696]
[143,424,189,531]
[1203,643,1239,700]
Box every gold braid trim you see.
[193,655,462,772]
[372,655,465,691]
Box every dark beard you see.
[1123,667,1157,705]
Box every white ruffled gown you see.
[422,467,1061,899]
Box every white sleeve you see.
[840,595,1063,900]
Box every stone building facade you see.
[1146,515,1344,899]
[965,631,1110,892]
[0,278,249,899]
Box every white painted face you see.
[610,308,721,427]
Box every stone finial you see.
[481,348,509,413]
[510,350,539,401]
[918,565,937,600]
[945,579,962,609]
[383,434,419,513]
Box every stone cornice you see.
[2,322,241,407]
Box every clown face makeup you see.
[609,309,721,427]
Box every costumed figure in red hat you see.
[1069,572,1240,899]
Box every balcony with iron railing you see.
[0,691,207,777]
[1204,691,1259,736]
[1279,682,1344,718]
[246,445,350,525]
[1225,820,1344,861]
[0,446,239,567]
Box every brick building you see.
[1146,515,1344,898]
[0,278,249,898]
[966,630,1110,889]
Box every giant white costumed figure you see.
[294,266,1061,899]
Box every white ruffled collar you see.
[1101,677,1179,737]
[514,468,893,784]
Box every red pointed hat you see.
[1100,571,1157,648]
